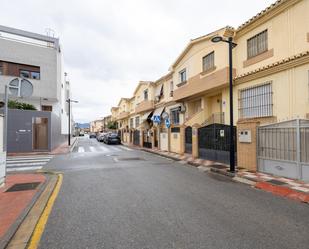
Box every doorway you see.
[33,117,48,151]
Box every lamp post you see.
[211,36,237,173]
[66,98,78,146]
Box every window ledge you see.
[243,49,274,68]
[176,81,187,87]
[200,66,216,76]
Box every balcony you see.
[135,100,154,114]
[173,67,236,101]
[118,111,130,120]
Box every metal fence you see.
[258,119,309,181]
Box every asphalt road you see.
[39,136,309,249]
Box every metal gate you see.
[133,130,140,146]
[185,126,192,153]
[258,119,309,181]
[143,130,152,148]
[198,123,236,164]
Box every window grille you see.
[202,51,215,72]
[239,82,273,119]
[179,69,186,83]
[170,108,180,124]
[247,30,268,59]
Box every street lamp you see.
[66,98,78,146]
[211,35,237,173]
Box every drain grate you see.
[267,179,286,186]
[117,157,144,161]
[6,182,41,192]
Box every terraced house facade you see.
[109,0,309,181]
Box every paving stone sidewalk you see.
[0,174,47,249]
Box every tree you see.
[8,100,37,110]
[107,121,117,129]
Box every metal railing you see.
[201,112,225,126]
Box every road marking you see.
[99,145,109,152]
[28,174,63,249]
[119,146,133,151]
[110,147,121,152]
[7,166,43,172]
[89,146,96,152]
[7,156,53,161]
[7,159,51,163]
[6,162,47,167]
[78,147,85,153]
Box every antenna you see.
[45,28,55,38]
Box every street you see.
[37,137,309,249]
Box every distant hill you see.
[75,123,90,129]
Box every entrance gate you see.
[133,130,140,146]
[143,130,152,148]
[185,126,192,153]
[198,123,236,164]
[258,119,309,181]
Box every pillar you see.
[179,125,185,155]
[192,124,200,159]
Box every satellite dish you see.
[8,78,33,98]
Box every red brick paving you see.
[0,174,46,238]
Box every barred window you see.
[170,108,180,125]
[144,89,148,100]
[239,82,273,118]
[130,118,134,128]
[202,51,214,72]
[247,30,268,59]
[135,116,140,127]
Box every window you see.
[135,117,140,127]
[179,69,187,84]
[170,108,180,125]
[20,70,30,78]
[0,63,3,75]
[31,71,40,80]
[42,105,52,112]
[202,51,215,72]
[144,89,148,100]
[247,30,268,59]
[170,81,174,96]
[239,82,273,118]
[20,70,40,80]
[130,118,134,128]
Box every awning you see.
[141,111,153,123]
[155,85,163,97]
[152,106,165,117]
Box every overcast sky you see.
[1,0,275,123]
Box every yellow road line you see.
[27,174,63,249]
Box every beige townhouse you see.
[111,0,309,180]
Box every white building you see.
[0,25,71,152]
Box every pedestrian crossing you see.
[74,145,133,153]
[6,155,54,172]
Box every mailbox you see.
[239,129,252,143]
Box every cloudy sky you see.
[1,0,275,123]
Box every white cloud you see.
[0,0,275,123]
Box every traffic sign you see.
[165,118,171,128]
[152,115,161,123]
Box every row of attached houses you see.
[108,0,309,181]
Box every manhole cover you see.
[209,164,227,169]
[117,157,144,161]
[6,182,41,192]
[267,179,286,186]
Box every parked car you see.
[89,133,96,139]
[103,133,121,145]
[97,133,107,142]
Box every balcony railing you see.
[201,112,225,126]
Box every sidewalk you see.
[0,174,47,248]
[8,137,78,157]
[132,145,309,204]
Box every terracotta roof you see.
[235,51,309,79]
[237,0,287,31]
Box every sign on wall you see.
[165,118,171,129]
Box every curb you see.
[70,137,78,152]
[4,172,61,249]
[0,174,50,249]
